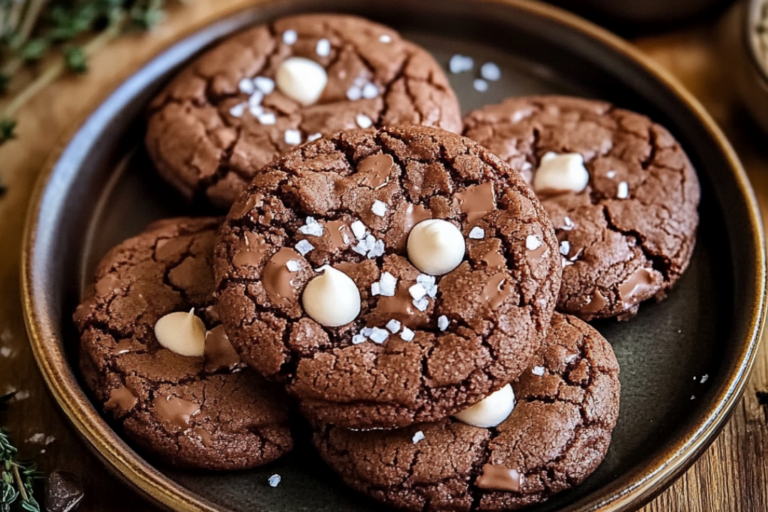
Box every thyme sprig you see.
[0,392,44,512]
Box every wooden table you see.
[1,1,766,510]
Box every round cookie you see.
[313,313,621,511]
[147,14,462,209]
[214,125,561,429]
[74,217,293,470]
[464,96,700,320]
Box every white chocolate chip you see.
[316,38,331,57]
[371,200,388,217]
[253,77,275,94]
[154,309,206,357]
[356,114,373,129]
[617,181,629,199]
[480,62,501,81]
[285,129,302,146]
[533,152,589,195]
[412,431,425,444]
[525,235,542,251]
[468,226,485,239]
[407,219,466,276]
[276,57,328,106]
[400,327,415,341]
[282,30,297,45]
[437,315,449,331]
[532,366,545,376]
[302,266,361,327]
[454,384,515,428]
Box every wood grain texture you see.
[0,1,766,511]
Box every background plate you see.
[22,1,766,511]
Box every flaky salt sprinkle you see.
[352,334,367,345]
[316,38,331,57]
[367,239,385,259]
[0,347,11,358]
[379,272,397,297]
[469,227,485,239]
[606,170,616,179]
[400,327,414,341]
[449,54,473,74]
[351,220,367,240]
[370,327,389,344]
[347,86,362,101]
[249,90,264,107]
[562,216,575,231]
[413,297,429,312]
[480,62,501,81]
[285,129,302,146]
[268,474,282,487]
[283,29,297,45]
[229,103,246,118]
[285,260,301,272]
[412,431,425,444]
[526,235,542,251]
[700,374,709,384]
[308,133,322,142]
[532,366,545,376]
[371,282,381,296]
[560,241,570,256]
[299,217,324,236]
[356,114,373,129]
[295,240,314,256]
[362,327,374,337]
[473,79,488,92]
[379,34,392,43]
[416,275,437,298]
[437,315,449,331]
[371,200,388,217]
[409,283,427,301]
[386,319,402,333]
[238,78,255,94]
[362,83,378,99]
[258,112,276,125]
[249,104,264,117]
[254,76,275,94]
[617,181,629,199]
[352,241,368,255]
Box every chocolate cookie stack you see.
[74,13,699,511]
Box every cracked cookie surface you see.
[214,125,561,429]
[146,14,462,209]
[313,312,620,511]
[74,217,293,470]
[464,96,700,320]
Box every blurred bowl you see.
[741,0,768,135]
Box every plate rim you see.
[21,0,767,511]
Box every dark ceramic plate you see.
[22,0,766,511]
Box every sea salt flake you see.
[371,282,381,296]
[351,221,367,240]
[368,239,385,259]
[413,297,429,312]
[28,433,46,444]
[365,234,376,251]
[285,129,302,145]
[559,241,570,256]
[316,38,331,57]
[562,216,575,231]
[473,79,488,92]
[379,34,391,43]
[562,257,574,268]
[346,86,362,101]
[283,29,297,45]
[249,90,264,107]
[532,366,545,376]
[362,83,378,99]
[606,170,616,179]
[469,227,485,239]
[691,395,696,400]
[307,133,322,142]
[386,319,402,333]
[362,327,374,337]
[400,327,415,341]
[238,78,255,94]
[0,347,11,357]
[480,62,501,81]
[299,217,324,236]
[352,334,367,345]
[412,431,425,444]
[437,315,449,331]
[249,104,264,117]
[700,374,709,384]
[254,77,275,94]
[356,114,373,128]
[526,235,542,251]
[379,272,397,296]
[371,200,388,217]
[370,327,389,344]
[229,103,246,117]
[617,181,629,199]
[258,112,276,125]
[14,390,29,400]
[286,260,301,272]
[268,474,282,487]
[449,54,474,74]
[295,240,314,255]
[409,283,427,300]
[352,242,368,255]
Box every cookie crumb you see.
[268,474,282,487]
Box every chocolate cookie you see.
[313,313,621,511]
[74,217,293,470]
[464,96,700,320]
[214,125,561,429]
[147,14,462,209]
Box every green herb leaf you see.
[22,39,49,62]
[64,46,88,73]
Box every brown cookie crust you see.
[313,313,621,511]
[463,96,700,320]
[146,14,462,209]
[74,217,293,470]
[214,126,561,429]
